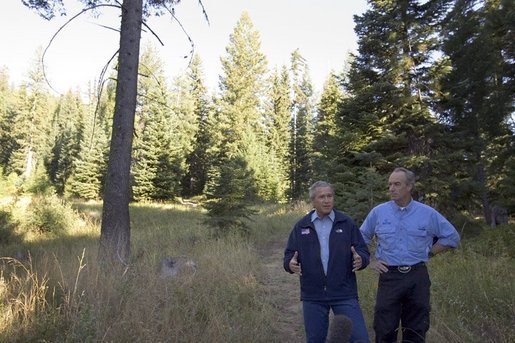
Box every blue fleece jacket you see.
[283,209,370,302]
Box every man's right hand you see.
[369,259,389,273]
[289,251,302,275]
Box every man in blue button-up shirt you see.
[360,167,460,343]
[284,181,370,342]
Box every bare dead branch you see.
[93,22,121,34]
[87,49,120,152]
[136,62,175,112]
[163,4,195,66]
[142,20,165,47]
[41,3,121,94]
[197,0,210,26]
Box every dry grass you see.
[0,201,299,342]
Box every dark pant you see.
[373,265,430,343]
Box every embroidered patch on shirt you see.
[301,229,310,235]
[382,219,392,225]
[335,229,343,233]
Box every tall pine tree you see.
[0,68,17,174]
[289,49,315,201]
[312,72,344,182]
[9,49,53,184]
[264,66,292,201]
[181,54,211,198]
[438,0,515,222]
[207,12,269,200]
[132,44,178,201]
[46,90,85,194]
[335,0,455,219]
[68,80,113,200]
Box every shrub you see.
[0,170,20,198]
[23,171,55,196]
[204,157,257,237]
[22,195,80,235]
[0,209,22,245]
[448,211,484,239]
[465,223,515,258]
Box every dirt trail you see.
[259,239,305,342]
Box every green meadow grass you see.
[1,200,513,342]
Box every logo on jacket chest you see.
[301,227,344,235]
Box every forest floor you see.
[258,238,306,342]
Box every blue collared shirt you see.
[311,209,335,274]
[359,200,460,266]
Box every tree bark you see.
[99,0,143,268]
[477,163,492,225]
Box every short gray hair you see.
[393,167,416,186]
[309,181,334,200]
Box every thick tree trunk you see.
[99,0,143,268]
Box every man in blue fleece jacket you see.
[284,181,370,343]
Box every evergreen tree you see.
[181,54,211,197]
[9,50,53,182]
[203,97,228,199]
[67,82,112,199]
[289,49,315,201]
[203,156,257,237]
[334,0,455,218]
[166,72,203,199]
[207,12,269,200]
[0,68,17,173]
[218,12,268,156]
[45,90,85,194]
[131,120,160,201]
[132,45,175,201]
[438,0,515,222]
[68,127,109,200]
[264,66,292,201]
[312,73,344,182]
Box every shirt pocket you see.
[376,224,396,251]
[407,226,428,252]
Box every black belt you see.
[387,262,425,273]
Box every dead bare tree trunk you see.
[98,0,143,268]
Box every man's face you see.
[312,186,334,218]
[388,171,413,206]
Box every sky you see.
[1,0,368,97]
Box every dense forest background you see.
[0,0,513,225]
